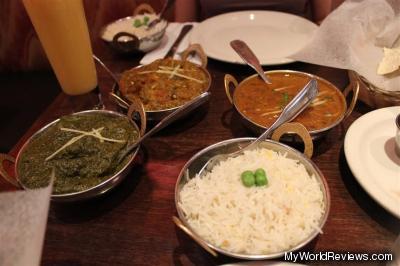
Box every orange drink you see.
[23,0,97,95]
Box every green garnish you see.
[280,92,290,108]
[255,168,268,186]
[133,19,142,27]
[241,170,255,187]
[241,168,268,187]
[143,16,150,25]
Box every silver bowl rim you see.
[174,137,331,260]
[14,109,140,200]
[231,70,348,136]
[114,59,212,115]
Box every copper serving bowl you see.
[0,105,146,202]
[224,70,359,139]
[111,44,211,121]
[350,70,400,108]
[174,123,330,259]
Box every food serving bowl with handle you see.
[0,103,146,202]
[100,4,168,54]
[174,123,330,260]
[225,70,359,139]
[350,70,400,108]
[111,43,211,121]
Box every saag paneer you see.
[18,112,138,194]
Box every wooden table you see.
[1,53,398,266]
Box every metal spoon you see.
[147,0,175,29]
[230,39,272,84]
[199,79,318,175]
[116,92,211,163]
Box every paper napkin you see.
[0,184,52,266]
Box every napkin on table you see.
[0,184,52,266]
[289,0,400,92]
[140,22,201,65]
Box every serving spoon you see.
[198,78,318,176]
[116,91,211,163]
[147,0,175,29]
[230,39,272,84]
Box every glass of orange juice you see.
[23,0,97,96]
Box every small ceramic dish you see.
[0,103,146,202]
[100,4,167,53]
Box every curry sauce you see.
[119,58,209,111]
[234,72,346,131]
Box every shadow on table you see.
[50,149,148,223]
[145,102,210,137]
[339,147,400,234]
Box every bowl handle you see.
[0,154,21,188]
[180,44,208,68]
[112,32,140,53]
[224,74,238,104]
[127,97,147,137]
[343,71,360,120]
[133,3,155,15]
[172,216,218,257]
[271,122,313,158]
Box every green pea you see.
[255,168,266,177]
[241,170,255,187]
[133,19,142,27]
[255,168,268,186]
[143,16,150,25]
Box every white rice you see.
[178,148,325,255]
[102,14,167,41]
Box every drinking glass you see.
[22,0,97,96]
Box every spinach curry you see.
[18,112,138,194]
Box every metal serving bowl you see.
[174,124,330,259]
[100,4,167,54]
[351,70,400,108]
[0,107,146,202]
[111,44,211,121]
[225,70,359,139]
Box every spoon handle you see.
[118,92,211,162]
[230,40,272,84]
[253,79,318,145]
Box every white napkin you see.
[140,22,200,65]
[290,0,400,92]
[0,185,52,266]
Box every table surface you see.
[1,50,399,266]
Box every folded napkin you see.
[290,0,400,92]
[0,184,52,266]
[140,22,200,65]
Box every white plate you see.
[344,106,400,219]
[189,10,318,65]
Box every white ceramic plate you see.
[189,10,318,65]
[344,106,400,219]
